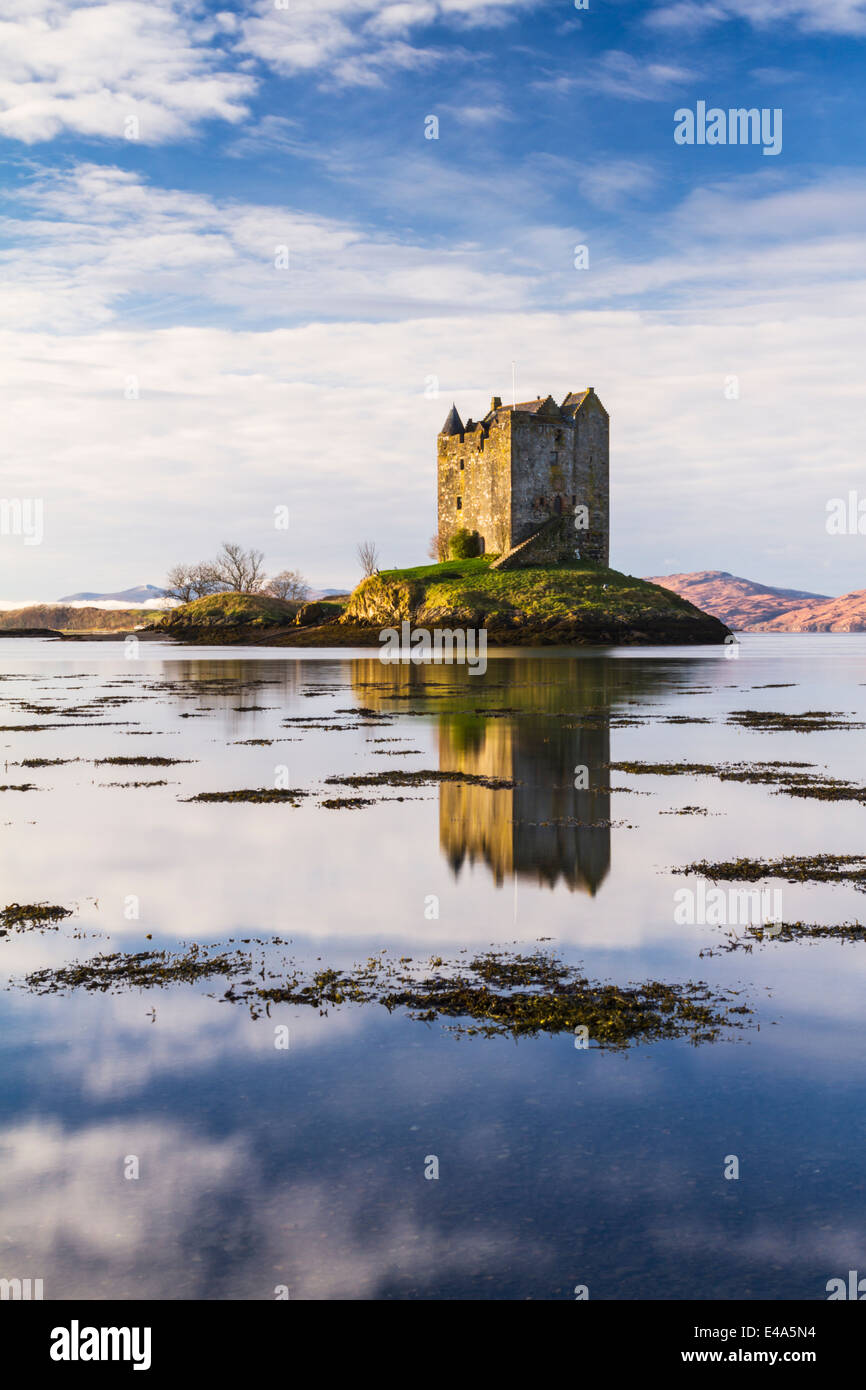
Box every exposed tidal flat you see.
[1,634,865,1299]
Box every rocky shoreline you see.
[140,611,730,647]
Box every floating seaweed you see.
[1,902,73,936]
[319,796,375,809]
[99,780,171,788]
[676,854,866,890]
[94,756,194,766]
[252,950,748,1046]
[183,788,308,804]
[727,709,865,733]
[25,944,246,993]
[14,940,749,1047]
[701,920,866,955]
[325,768,518,790]
[15,758,78,768]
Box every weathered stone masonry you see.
[437,389,609,567]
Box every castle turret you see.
[440,403,464,436]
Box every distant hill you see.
[0,605,157,632]
[58,584,167,604]
[750,590,866,632]
[153,592,301,631]
[644,571,832,630]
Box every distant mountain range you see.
[58,584,167,604]
[55,583,349,607]
[646,570,866,631]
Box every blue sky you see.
[1,0,865,599]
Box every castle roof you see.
[479,389,598,424]
[440,403,464,436]
[561,390,590,414]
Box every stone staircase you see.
[489,517,564,571]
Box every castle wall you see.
[437,418,511,556]
[509,415,575,547]
[573,397,609,566]
[509,403,609,564]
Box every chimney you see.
[490,396,502,410]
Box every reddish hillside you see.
[644,571,831,630]
[751,590,866,632]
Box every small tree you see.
[427,533,444,562]
[212,541,267,594]
[266,569,309,601]
[357,540,379,578]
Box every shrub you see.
[448,528,482,559]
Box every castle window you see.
[555,431,563,445]
[459,460,464,470]
[554,495,562,515]
[571,495,576,507]
[456,497,462,510]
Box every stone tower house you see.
[437,388,609,568]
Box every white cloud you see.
[646,0,866,37]
[0,1114,539,1297]
[0,0,254,144]
[0,162,544,334]
[238,0,536,86]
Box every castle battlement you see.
[437,387,609,566]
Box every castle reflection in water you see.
[436,710,610,893]
[351,654,671,897]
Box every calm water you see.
[1,633,865,1300]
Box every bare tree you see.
[357,540,379,578]
[212,542,267,594]
[190,561,225,596]
[163,564,198,604]
[265,569,309,601]
[164,562,225,603]
[427,534,444,562]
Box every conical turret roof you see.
[440,403,464,436]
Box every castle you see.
[437,388,609,568]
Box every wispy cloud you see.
[646,0,866,38]
[534,50,694,101]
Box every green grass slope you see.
[153,592,299,629]
[342,559,731,645]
